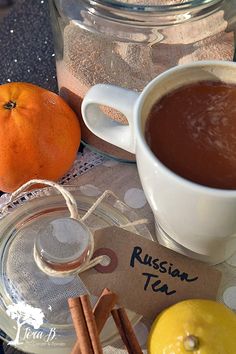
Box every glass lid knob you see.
[34,217,92,276]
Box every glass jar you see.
[49,0,236,161]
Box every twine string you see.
[1,179,79,219]
[1,181,149,276]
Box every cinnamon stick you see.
[80,294,103,354]
[93,288,118,333]
[111,308,131,352]
[111,308,143,354]
[68,297,93,354]
[71,288,118,354]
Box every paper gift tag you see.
[80,226,221,321]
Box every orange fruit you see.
[0,82,81,192]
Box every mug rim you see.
[135,60,236,196]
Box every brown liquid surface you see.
[145,81,236,189]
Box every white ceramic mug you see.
[82,61,236,264]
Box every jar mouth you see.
[80,0,224,26]
[89,0,222,12]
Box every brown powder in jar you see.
[61,24,153,124]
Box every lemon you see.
[148,299,236,353]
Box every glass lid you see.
[0,186,152,354]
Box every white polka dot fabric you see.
[124,188,147,209]
[223,286,236,310]
[64,149,236,351]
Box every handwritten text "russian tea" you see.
[130,246,198,295]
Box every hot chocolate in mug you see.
[82,61,236,264]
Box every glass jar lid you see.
[0,186,152,353]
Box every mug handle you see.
[81,84,140,154]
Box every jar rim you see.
[88,0,223,12]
